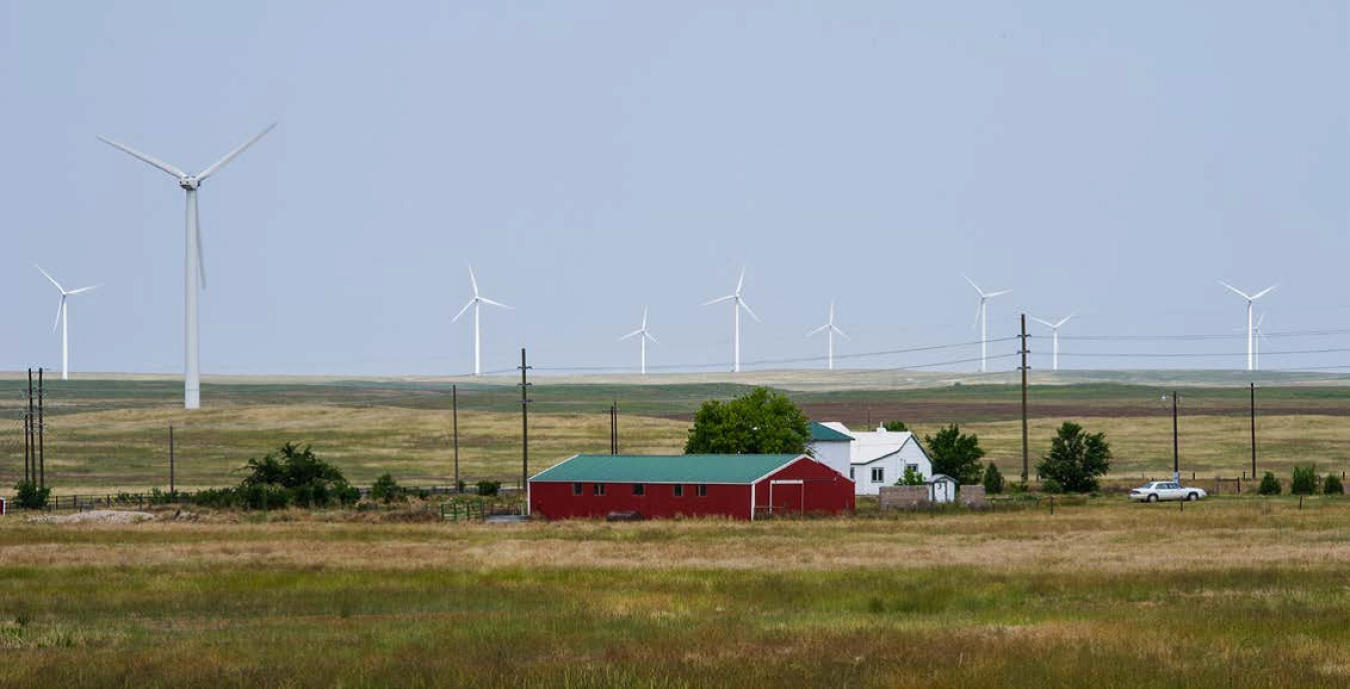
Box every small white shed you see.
[928,474,959,504]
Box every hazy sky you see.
[2,1,1346,377]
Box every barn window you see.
[632,483,645,496]
[593,483,606,496]
[673,484,684,497]
[871,467,884,483]
[696,484,707,497]
[572,482,583,496]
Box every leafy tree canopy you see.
[923,424,985,484]
[882,420,909,432]
[684,387,809,455]
[1036,422,1112,493]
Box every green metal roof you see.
[531,454,803,484]
[810,422,853,442]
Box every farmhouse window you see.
[906,464,919,476]
[871,467,884,483]
[572,482,583,496]
[593,483,606,496]
[696,484,707,497]
[849,468,855,480]
[633,483,646,496]
[673,484,684,497]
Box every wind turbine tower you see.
[453,266,512,376]
[703,268,760,373]
[99,124,275,409]
[619,307,659,375]
[964,275,1012,373]
[806,301,849,370]
[35,265,99,381]
[1030,315,1074,371]
[1219,281,1277,371]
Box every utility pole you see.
[37,368,45,489]
[1171,390,1180,481]
[1019,314,1030,483]
[25,368,35,485]
[1249,383,1257,481]
[518,348,531,499]
[169,425,176,499]
[452,384,460,493]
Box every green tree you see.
[1036,422,1112,493]
[882,420,908,432]
[1258,472,1282,496]
[238,442,360,508]
[982,462,1005,494]
[922,424,985,484]
[370,473,403,503]
[684,387,809,455]
[1324,474,1344,495]
[13,480,51,510]
[897,466,925,486]
[1290,465,1317,495]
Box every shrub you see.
[1324,474,1344,495]
[370,473,404,504]
[13,480,51,510]
[1258,472,1282,496]
[1042,478,1064,494]
[476,480,501,497]
[1290,465,1317,495]
[1036,422,1112,493]
[982,463,1005,495]
[897,466,925,486]
[240,443,359,508]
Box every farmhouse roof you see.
[530,454,805,484]
[848,428,922,465]
[810,421,853,442]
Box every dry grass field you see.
[2,497,1348,687]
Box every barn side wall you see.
[753,457,855,516]
[529,480,753,520]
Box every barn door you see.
[770,480,805,516]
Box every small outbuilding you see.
[528,453,855,521]
[928,474,959,504]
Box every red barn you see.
[528,454,854,521]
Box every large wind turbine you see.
[452,266,512,376]
[703,268,760,373]
[806,301,849,371]
[35,265,99,381]
[964,275,1012,373]
[99,124,275,409]
[1030,314,1074,371]
[1219,281,1277,371]
[619,307,659,375]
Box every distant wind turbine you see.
[35,265,100,381]
[965,275,1012,373]
[1030,314,1074,372]
[99,124,275,409]
[806,301,849,371]
[452,266,512,376]
[703,267,760,373]
[1237,313,1269,371]
[1219,281,1277,371]
[619,307,659,375]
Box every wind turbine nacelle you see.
[178,177,200,190]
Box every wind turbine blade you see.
[641,307,648,329]
[985,289,1012,299]
[1256,313,1266,329]
[196,123,276,182]
[1218,281,1251,300]
[739,299,761,323]
[34,264,64,293]
[619,328,644,341]
[479,296,512,309]
[703,295,735,306]
[645,331,660,345]
[963,274,984,296]
[1250,284,1278,301]
[736,267,745,294]
[96,135,188,178]
[806,323,831,337]
[468,265,480,297]
[451,299,475,323]
[65,285,100,295]
[832,325,850,340]
[1057,314,1075,328]
[51,297,65,332]
[1030,316,1055,328]
[971,301,983,329]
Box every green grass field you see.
[2,374,1348,493]
[2,497,1348,688]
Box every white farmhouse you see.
[806,421,854,479]
[816,422,934,496]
